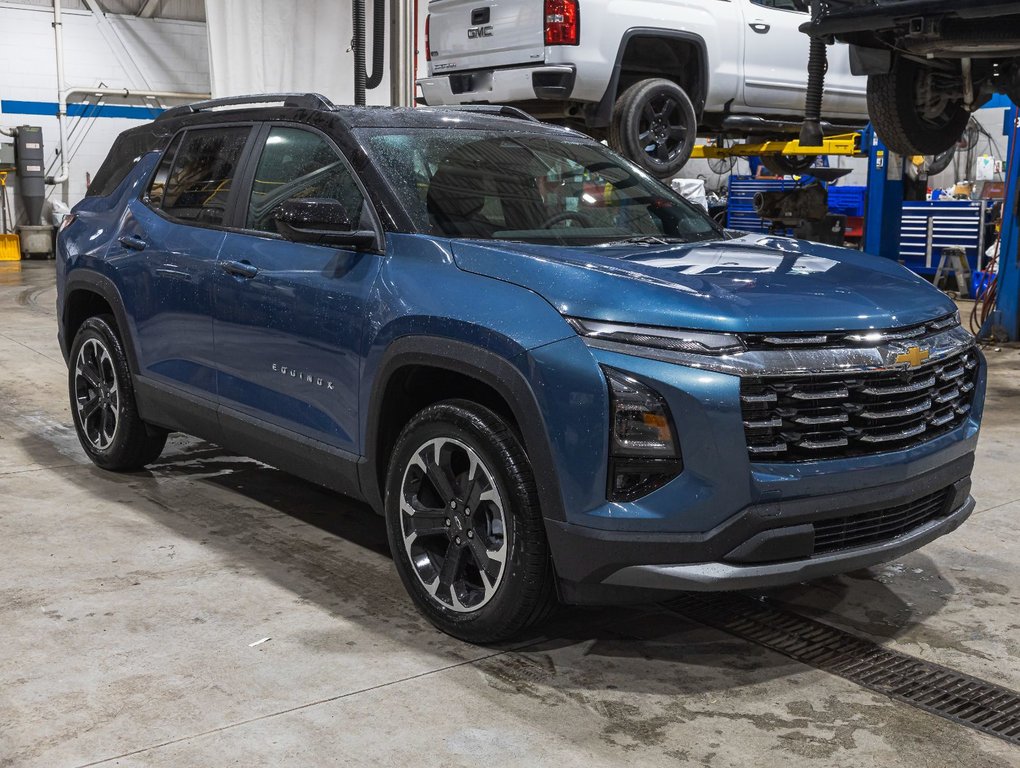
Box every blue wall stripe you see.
[1,99,164,120]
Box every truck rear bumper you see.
[548,452,975,603]
[418,65,576,106]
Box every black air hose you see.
[800,2,826,147]
[366,0,385,90]
[353,0,366,105]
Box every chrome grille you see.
[812,488,952,555]
[741,349,978,461]
[741,312,959,350]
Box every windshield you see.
[358,128,722,245]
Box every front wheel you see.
[384,400,555,643]
[610,78,697,179]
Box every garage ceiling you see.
[14,0,206,22]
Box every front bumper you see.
[418,65,576,106]
[550,453,975,603]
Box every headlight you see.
[568,317,745,356]
[603,367,683,502]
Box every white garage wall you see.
[0,2,209,215]
[205,0,430,105]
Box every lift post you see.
[990,104,1020,340]
[862,128,906,262]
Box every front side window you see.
[155,126,250,226]
[359,128,721,246]
[245,127,367,233]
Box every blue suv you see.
[56,93,985,642]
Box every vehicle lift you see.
[984,104,1020,341]
[694,117,1020,341]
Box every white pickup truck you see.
[418,0,869,177]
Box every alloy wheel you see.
[73,337,120,450]
[399,437,508,613]
[638,96,689,163]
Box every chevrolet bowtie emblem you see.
[895,346,930,368]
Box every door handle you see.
[118,234,147,251]
[749,22,770,33]
[221,259,259,279]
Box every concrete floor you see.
[1,260,1019,768]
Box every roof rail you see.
[156,93,335,122]
[424,104,541,123]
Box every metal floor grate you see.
[667,594,1020,746]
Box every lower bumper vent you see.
[812,488,952,555]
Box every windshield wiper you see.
[598,234,689,247]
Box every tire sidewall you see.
[869,58,969,156]
[68,316,145,469]
[384,402,543,642]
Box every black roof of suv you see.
[85,92,581,211]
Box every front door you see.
[213,125,381,456]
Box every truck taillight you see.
[544,0,579,46]
[425,14,432,61]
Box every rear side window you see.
[156,126,250,226]
[86,128,163,198]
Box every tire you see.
[867,57,970,157]
[609,78,697,179]
[68,315,167,471]
[761,155,817,176]
[384,399,555,643]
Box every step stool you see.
[932,246,972,298]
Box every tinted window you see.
[361,129,720,245]
[87,128,164,198]
[750,0,808,11]
[145,133,182,209]
[245,127,366,233]
[159,127,250,226]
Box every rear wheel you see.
[610,78,697,179]
[68,315,167,470]
[867,57,970,156]
[384,400,555,643]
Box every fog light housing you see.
[603,366,683,502]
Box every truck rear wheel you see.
[610,78,696,179]
[867,57,970,156]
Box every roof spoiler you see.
[156,93,335,122]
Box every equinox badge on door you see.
[272,362,335,390]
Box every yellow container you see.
[0,233,21,261]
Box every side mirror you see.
[272,198,378,249]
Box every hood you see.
[451,234,957,333]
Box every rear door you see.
[427,0,545,72]
[740,0,866,117]
[112,124,255,403]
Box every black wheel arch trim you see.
[60,269,138,372]
[592,28,709,128]
[360,335,566,523]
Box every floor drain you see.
[666,594,1020,746]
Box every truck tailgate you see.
[428,0,545,72]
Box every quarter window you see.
[154,126,250,226]
[245,127,366,233]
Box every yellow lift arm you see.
[691,133,863,160]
